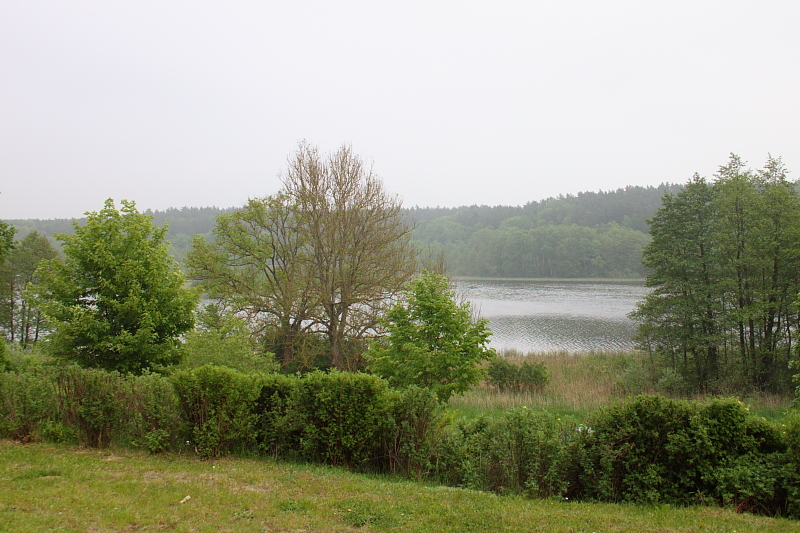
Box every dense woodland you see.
[6,184,682,278]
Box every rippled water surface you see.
[455,279,649,353]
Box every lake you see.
[454,279,649,353]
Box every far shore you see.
[453,277,646,283]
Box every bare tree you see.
[283,142,417,370]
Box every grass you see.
[449,349,794,422]
[1,440,798,533]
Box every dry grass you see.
[450,349,794,420]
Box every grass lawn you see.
[1,440,797,533]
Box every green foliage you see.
[0,368,57,442]
[126,371,183,454]
[0,230,58,346]
[487,358,549,393]
[633,156,800,391]
[574,395,787,512]
[0,338,12,372]
[180,304,279,374]
[294,370,395,467]
[253,372,300,458]
[171,365,264,458]
[29,199,198,374]
[54,366,127,448]
[367,271,496,402]
[0,220,15,264]
[430,409,573,498]
[385,385,449,478]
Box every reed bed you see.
[450,349,794,421]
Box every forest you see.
[6,184,682,278]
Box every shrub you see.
[171,365,264,458]
[55,366,127,448]
[253,372,300,458]
[435,408,572,498]
[0,340,13,372]
[294,370,394,467]
[487,358,549,392]
[572,395,787,509]
[0,368,57,442]
[385,385,450,478]
[781,411,800,517]
[126,371,183,453]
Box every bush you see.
[0,340,13,372]
[253,372,300,458]
[55,366,127,448]
[487,358,549,393]
[0,368,57,442]
[171,365,264,458]
[385,386,449,478]
[126,371,183,453]
[572,395,787,510]
[780,411,800,518]
[432,408,572,497]
[294,370,394,467]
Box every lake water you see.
[454,279,649,353]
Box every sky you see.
[2,1,799,220]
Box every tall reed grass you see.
[450,349,793,420]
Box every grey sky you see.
[2,1,798,220]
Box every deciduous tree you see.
[283,143,417,370]
[0,231,58,346]
[29,199,197,373]
[366,270,495,401]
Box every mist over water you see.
[455,280,649,353]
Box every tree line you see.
[7,184,684,279]
[633,155,800,393]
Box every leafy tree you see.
[186,193,320,368]
[366,270,495,401]
[28,199,198,373]
[0,231,58,346]
[190,143,417,371]
[0,221,15,264]
[632,155,800,391]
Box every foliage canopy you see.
[29,199,197,373]
[632,155,800,392]
[366,270,495,401]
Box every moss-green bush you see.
[55,366,127,448]
[294,370,395,467]
[486,359,550,393]
[0,368,57,442]
[171,365,265,458]
[253,372,300,458]
[573,395,788,512]
[126,371,183,454]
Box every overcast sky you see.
[2,1,799,220]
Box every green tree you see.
[29,199,198,373]
[0,231,58,346]
[0,221,15,264]
[186,193,320,368]
[632,155,800,391]
[632,175,723,388]
[366,270,495,401]
[283,142,417,370]
[190,143,417,371]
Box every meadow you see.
[2,347,798,531]
[2,440,798,533]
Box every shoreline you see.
[453,276,645,283]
